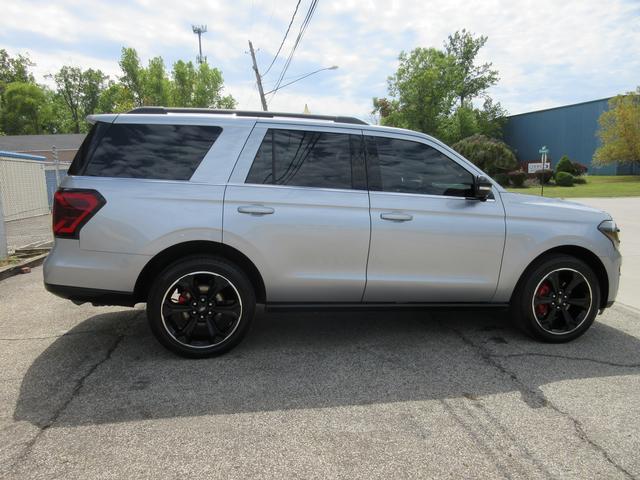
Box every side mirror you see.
[473,175,493,201]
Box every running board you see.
[264,302,509,312]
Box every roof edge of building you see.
[508,96,613,119]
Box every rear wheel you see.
[510,254,600,342]
[147,256,256,358]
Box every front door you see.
[363,133,506,303]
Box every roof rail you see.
[127,107,368,126]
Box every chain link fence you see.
[0,151,70,255]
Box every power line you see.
[271,0,318,95]
[262,0,301,76]
[269,0,319,102]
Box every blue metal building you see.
[504,97,637,175]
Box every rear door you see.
[224,124,370,303]
[363,132,506,303]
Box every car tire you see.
[147,255,256,358]
[510,254,600,343]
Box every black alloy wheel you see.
[511,254,600,343]
[532,268,593,335]
[147,256,256,357]
[161,271,243,348]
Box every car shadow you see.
[13,306,640,428]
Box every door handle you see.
[380,212,413,222]
[238,205,275,215]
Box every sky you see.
[1,0,639,120]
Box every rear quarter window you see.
[70,123,221,180]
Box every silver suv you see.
[44,108,622,357]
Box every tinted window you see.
[77,123,220,180]
[68,122,110,175]
[366,136,474,197]
[246,129,364,190]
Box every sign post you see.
[537,146,550,196]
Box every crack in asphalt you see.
[489,352,640,368]
[446,323,635,479]
[7,331,126,474]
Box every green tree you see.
[436,106,478,145]
[192,62,236,108]
[118,47,145,107]
[593,88,640,166]
[1,82,47,134]
[97,82,134,113]
[475,98,507,139]
[373,30,505,144]
[52,66,108,133]
[373,47,457,134]
[171,60,196,107]
[452,134,518,175]
[145,56,170,106]
[40,88,74,134]
[0,49,34,95]
[444,29,499,108]
[118,48,236,109]
[556,155,575,175]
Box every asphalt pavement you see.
[1,266,639,479]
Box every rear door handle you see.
[237,205,275,215]
[380,212,413,222]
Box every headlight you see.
[598,220,620,248]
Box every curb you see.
[0,253,48,282]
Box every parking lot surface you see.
[1,266,639,479]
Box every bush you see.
[507,170,527,187]
[534,169,554,184]
[556,155,574,175]
[573,176,587,184]
[572,162,588,176]
[452,134,518,175]
[493,172,510,187]
[555,171,575,186]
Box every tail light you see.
[53,189,106,238]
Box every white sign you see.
[528,162,551,174]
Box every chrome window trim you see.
[225,181,492,201]
[224,182,369,196]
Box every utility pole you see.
[248,40,268,111]
[192,25,207,64]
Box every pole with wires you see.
[248,40,269,111]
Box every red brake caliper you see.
[177,293,189,304]
[535,282,551,316]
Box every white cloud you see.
[1,0,638,118]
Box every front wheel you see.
[510,254,600,342]
[147,256,256,358]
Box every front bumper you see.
[600,247,622,308]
